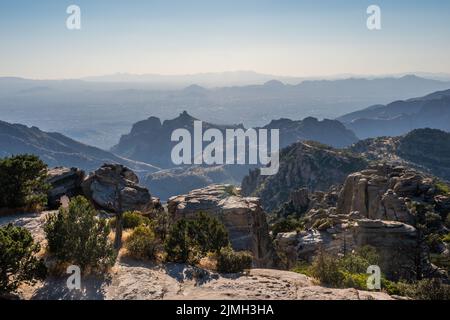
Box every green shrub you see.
[413,278,450,300]
[109,211,150,230]
[165,212,230,264]
[190,212,230,254]
[435,181,450,195]
[312,218,333,231]
[216,247,253,273]
[126,225,158,260]
[310,249,344,287]
[301,246,380,289]
[270,218,304,237]
[443,233,450,243]
[341,272,369,290]
[291,262,314,277]
[223,185,239,196]
[0,154,49,210]
[44,196,117,272]
[165,219,200,263]
[0,224,47,294]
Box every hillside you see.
[339,89,450,139]
[0,120,159,174]
[350,128,450,181]
[241,141,368,211]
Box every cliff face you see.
[167,184,277,268]
[241,141,368,211]
[275,163,450,279]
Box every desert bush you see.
[109,211,150,230]
[0,154,49,210]
[190,212,229,254]
[125,225,158,260]
[304,246,380,288]
[386,278,450,300]
[413,278,450,300]
[0,224,47,294]
[309,249,344,287]
[165,219,200,263]
[165,212,230,264]
[216,247,253,273]
[44,196,117,272]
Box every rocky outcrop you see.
[167,184,277,267]
[46,167,85,209]
[274,162,450,279]
[276,219,418,278]
[336,164,435,224]
[242,141,368,211]
[81,164,154,213]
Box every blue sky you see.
[1,0,449,79]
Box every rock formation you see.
[336,163,436,224]
[241,141,368,211]
[274,163,450,279]
[167,184,277,267]
[46,167,85,209]
[81,164,155,213]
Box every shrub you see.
[109,211,150,230]
[270,218,304,237]
[435,181,450,195]
[165,219,200,263]
[165,212,230,264]
[44,196,117,272]
[216,247,253,273]
[125,225,158,260]
[309,249,344,287]
[0,224,47,294]
[0,154,49,210]
[443,233,450,243]
[413,278,450,300]
[190,212,230,254]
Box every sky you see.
[0,0,450,79]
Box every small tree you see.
[0,154,48,210]
[191,212,230,255]
[44,196,117,272]
[0,224,47,295]
[165,212,230,264]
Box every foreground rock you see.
[168,185,277,268]
[27,262,394,300]
[81,164,155,213]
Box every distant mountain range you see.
[0,120,159,174]
[1,75,449,148]
[338,89,450,139]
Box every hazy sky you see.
[1,0,450,79]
